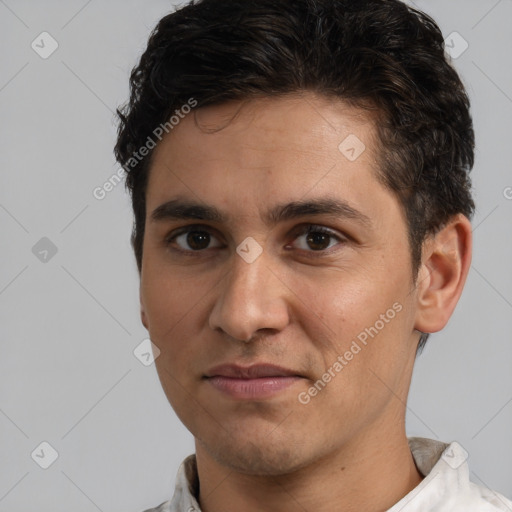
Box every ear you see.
[140,286,149,330]
[414,213,472,334]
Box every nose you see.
[208,245,290,343]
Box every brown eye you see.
[166,226,223,252]
[183,230,211,250]
[305,231,331,251]
[290,224,347,253]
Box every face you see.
[140,93,421,475]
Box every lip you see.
[204,363,304,400]
[205,363,301,379]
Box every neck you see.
[195,426,424,512]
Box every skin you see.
[139,92,472,512]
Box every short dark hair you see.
[114,0,475,354]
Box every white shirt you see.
[142,437,512,511]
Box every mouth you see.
[204,363,305,400]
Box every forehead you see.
[155,93,379,160]
[145,93,388,221]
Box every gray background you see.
[0,0,511,510]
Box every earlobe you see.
[140,287,149,330]
[414,214,472,334]
[141,307,149,330]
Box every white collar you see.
[150,437,512,512]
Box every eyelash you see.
[164,224,348,257]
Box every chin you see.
[196,430,316,476]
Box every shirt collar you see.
[167,437,472,512]
[387,437,470,511]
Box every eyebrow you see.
[150,197,372,228]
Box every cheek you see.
[140,258,224,374]
[141,253,208,329]
[289,270,390,341]
[290,266,411,379]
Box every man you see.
[114,0,512,510]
